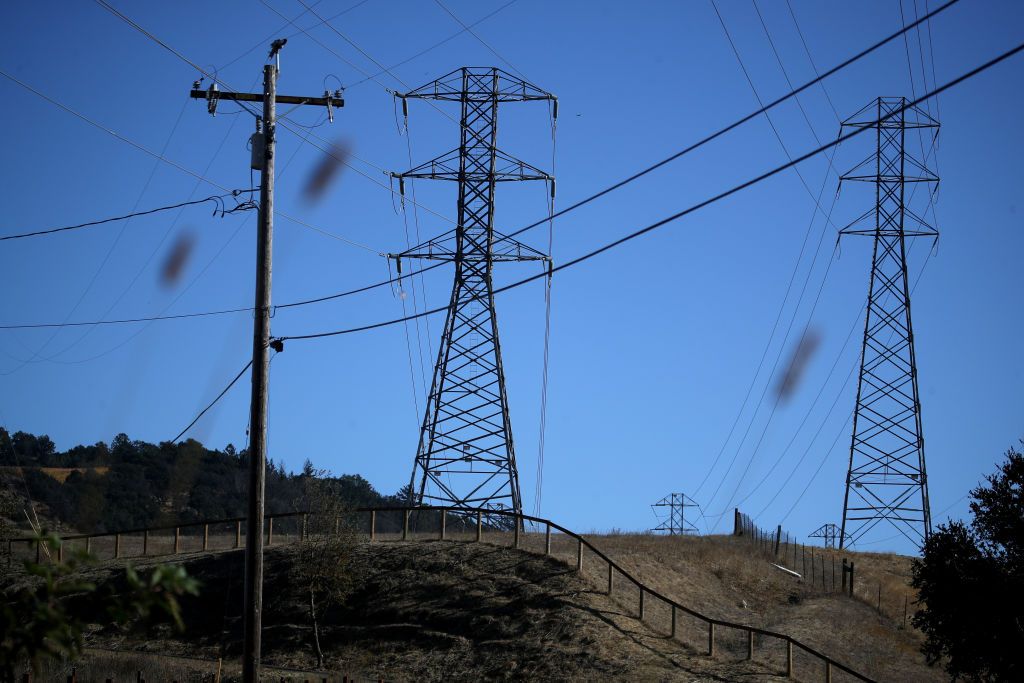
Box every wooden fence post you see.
[302,514,308,541]
[747,629,754,660]
[877,583,882,613]
[440,509,446,540]
[607,562,613,595]
[85,536,91,555]
[235,520,242,549]
[370,510,376,542]
[143,530,149,556]
[849,561,855,596]
[825,659,832,683]
[402,510,409,541]
[476,510,482,542]
[842,558,848,592]
[114,534,121,559]
[576,538,583,572]
[670,604,677,638]
[513,516,520,549]
[58,541,64,565]
[638,588,645,620]
[708,622,715,656]
[545,523,551,555]
[174,527,181,554]
[774,525,782,555]
[267,517,274,546]
[786,639,793,678]
[203,524,209,551]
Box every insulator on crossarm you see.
[401,96,409,120]
[399,177,406,197]
[549,178,556,199]
[551,97,558,121]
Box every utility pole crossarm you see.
[189,89,344,107]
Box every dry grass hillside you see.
[553,530,941,683]
[20,540,790,682]
[5,521,941,682]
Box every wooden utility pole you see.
[190,51,343,683]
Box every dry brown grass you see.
[5,518,938,681]
[558,531,941,683]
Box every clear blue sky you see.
[1,1,1021,554]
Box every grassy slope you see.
[56,540,788,682]
[570,532,941,683]
[5,528,938,681]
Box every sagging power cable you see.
[0,190,256,242]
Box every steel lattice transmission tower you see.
[391,68,555,514]
[838,97,939,549]
[650,493,699,535]
[809,523,845,549]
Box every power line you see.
[431,0,529,80]
[710,0,838,229]
[0,260,446,330]
[171,359,253,442]
[0,191,255,242]
[2,1,963,334]
[497,0,961,245]
[93,0,460,231]
[91,0,961,258]
[345,0,521,89]
[276,42,1023,343]
[0,66,378,253]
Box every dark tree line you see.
[0,429,404,534]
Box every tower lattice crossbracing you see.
[391,67,555,516]
[838,97,938,549]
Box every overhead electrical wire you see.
[709,0,839,230]
[694,0,847,504]
[90,0,455,235]
[0,191,255,242]
[171,359,254,442]
[273,43,1023,344]
[431,0,530,81]
[0,66,379,253]
[496,0,960,246]
[92,0,960,259]
[345,0,521,89]
[1,1,962,336]
[222,0,371,73]
[0,97,192,375]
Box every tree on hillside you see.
[290,471,360,668]
[911,443,1024,681]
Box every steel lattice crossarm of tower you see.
[838,97,939,550]
[650,493,699,535]
[809,523,846,549]
[390,67,556,517]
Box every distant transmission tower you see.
[391,68,555,514]
[809,523,845,548]
[651,493,699,535]
[838,97,938,549]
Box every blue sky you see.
[0,1,1021,554]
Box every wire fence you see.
[733,509,916,629]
